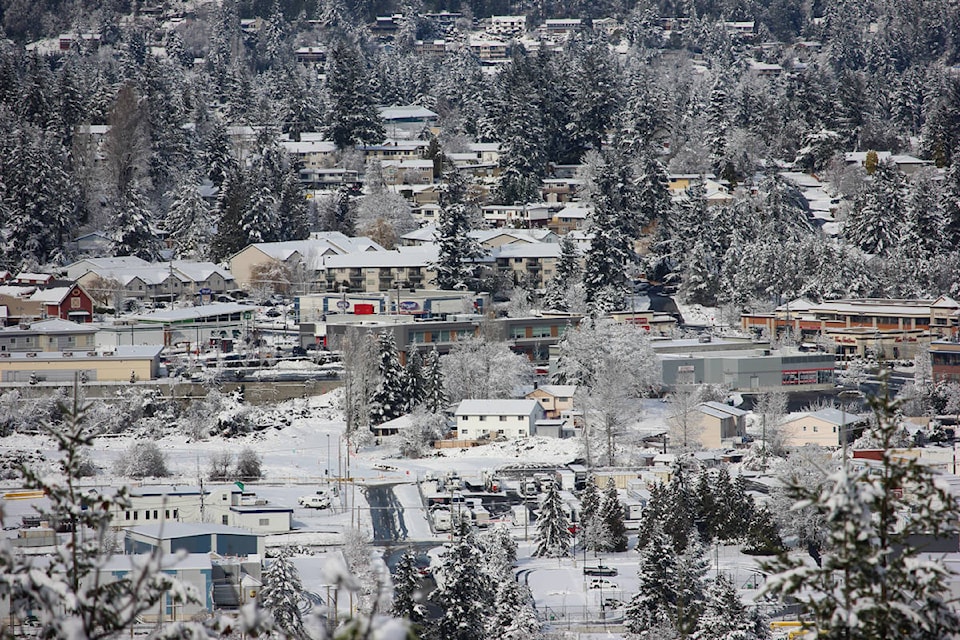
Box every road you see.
[364,483,409,544]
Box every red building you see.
[29,284,95,323]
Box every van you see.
[299,495,331,509]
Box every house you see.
[454,399,545,439]
[549,204,590,233]
[482,203,552,227]
[0,318,98,353]
[112,485,206,528]
[379,105,440,139]
[70,259,235,303]
[380,159,435,185]
[526,384,577,418]
[489,15,526,35]
[0,283,95,325]
[493,242,562,288]
[320,246,438,293]
[228,234,384,290]
[667,401,748,449]
[781,408,865,447]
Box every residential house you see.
[72,261,234,303]
[844,152,931,176]
[320,246,438,293]
[380,159,435,185]
[228,233,383,290]
[781,408,865,447]
[207,486,293,534]
[494,242,561,288]
[526,384,577,418]
[549,204,591,234]
[379,105,440,139]
[281,136,339,170]
[469,37,510,62]
[666,401,748,449]
[489,15,526,35]
[0,318,97,353]
[454,399,545,439]
[358,142,426,162]
[481,203,553,227]
[0,283,95,325]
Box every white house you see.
[454,399,545,439]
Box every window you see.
[165,510,170,519]
[153,510,158,520]
[500,416,507,422]
[479,415,486,421]
[497,429,504,435]
[531,325,552,338]
[259,518,270,526]
[133,511,138,520]
[173,509,179,519]
[461,429,469,435]
[813,426,819,433]
[802,426,807,432]
[518,430,527,436]
[145,511,150,520]
[832,426,837,433]
[125,510,131,520]
[222,515,229,525]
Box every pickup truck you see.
[298,495,331,509]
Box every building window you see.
[153,510,158,519]
[133,511,138,520]
[479,415,486,421]
[222,515,229,525]
[259,518,270,526]
[461,429,468,435]
[145,511,150,520]
[173,509,179,519]
[500,416,507,421]
[498,429,504,435]
[519,430,526,436]
[125,510,131,520]
[165,510,170,519]
[813,426,819,433]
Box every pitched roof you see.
[532,384,577,397]
[455,399,542,416]
[700,401,749,418]
[322,246,439,269]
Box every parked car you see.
[584,564,618,577]
[589,579,618,590]
[298,495,331,509]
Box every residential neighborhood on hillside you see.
[4,0,960,638]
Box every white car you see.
[298,495,331,509]
[589,579,619,590]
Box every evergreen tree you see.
[324,38,385,149]
[582,146,646,314]
[430,522,492,640]
[844,160,907,255]
[390,551,422,622]
[596,478,628,552]
[692,574,769,640]
[403,348,426,412]
[636,481,667,551]
[164,178,211,259]
[316,187,356,235]
[579,477,602,551]
[695,472,719,542]
[706,75,731,178]
[543,234,581,311]
[260,547,305,638]
[663,462,698,552]
[111,180,161,260]
[899,169,944,261]
[941,154,960,250]
[569,40,621,153]
[432,166,482,290]
[626,521,680,635]
[634,147,673,230]
[201,117,236,188]
[763,384,960,639]
[743,504,783,556]
[370,331,407,426]
[422,347,447,414]
[534,483,572,558]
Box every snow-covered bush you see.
[236,447,262,480]
[115,441,169,478]
[0,388,66,436]
[398,410,446,458]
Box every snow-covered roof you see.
[129,522,260,539]
[322,246,439,269]
[401,226,438,243]
[554,205,591,219]
[378,105,438,120]
[701,401,749,418]
[246,235,385,268]
[169,261,233,282]
[0,318,97,334]
[380,159,434,168]
[493,243,562,259]
[532,384,577,397]
[0,285,35,298]
[804,408,865,426]
[28,287,73,303]
[131,303,253,323]
[455,399,542,416]
[15,272,54,283]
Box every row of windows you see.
[123,508,179,521]
[474,415,513,421]
[801,425,839,433]
[460,428,526,436]
[782,369,834,385]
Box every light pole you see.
[326,433,331,484]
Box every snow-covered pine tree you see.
[480,524,518,579]
[569,40,620,154]
[370,331,407,426]
[422,347,447,414]
[403,348,426,412]
[543,234,581,311]
[260,547,305,638]
[626,520,680,635]
[662,462,698,552]
[390,551,422,622]
[491,579,543,640]
[691,574,769,640]
[0,391,204,637]
[899,168,944,261]
[695,471,718,541]
[844,159,906,255]
[680,236,721,306]
[111,180,161,260]
[742,504,783,556]
[430,522,492,640]
[201,117,236,188]
[579,477,601,551]
[164,178,211,259]
[432,165,483,290]
[324,38,385,149]
[706,74,730,177]
[597,478,628,552]
[762,382,960,639]
[636,480,667,551]
[940,155,960,250]
[534,482,572,557]
[582,172,631,315]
